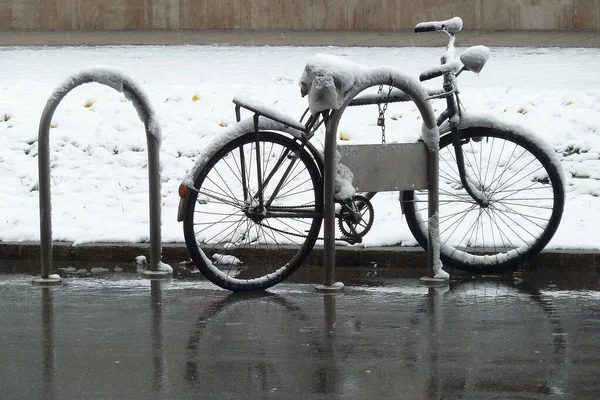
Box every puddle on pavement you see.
[1,259,599,292]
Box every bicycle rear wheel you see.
[401,126,564,273]
[183,131,323,291]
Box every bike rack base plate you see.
[142,270,172,279]
[32,276,62,286]
[419,276,449,285]
[315,282,345,293]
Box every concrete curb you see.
[1,30,600,48]
[1,242,599,273]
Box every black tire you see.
[183,131,323,291]
[401,127,565,273]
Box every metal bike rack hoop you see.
[318,69,440,290]
[33,68,169,285]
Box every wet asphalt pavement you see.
[1,264,600,400]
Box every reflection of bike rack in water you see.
[29,276,571,399]
[150,280,168,394]
[32,69,170,285]
[415,277,568,397]
[40,287,56,399]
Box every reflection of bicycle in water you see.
[417,277,569,398]
[183,292,341,396]
[178,17,565,291]
[180,278,570,399]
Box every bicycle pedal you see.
[341,236,362,245]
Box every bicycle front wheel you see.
[183,131,323,291]
[401,126,564,273]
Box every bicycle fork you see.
[446,89,489,208]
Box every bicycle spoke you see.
[198,188,243,209]
[261,144,292,193]
[487,146,528,193]
[262,140,275,184]
[439,204,478,238]
[463,140,485,189]
[494,185,551,195]
[471,208,484,257]
[492,164,544,196]
[439,204,479,224]
[204,171,243,201]
[482,136,496,189]
[198,214,246,245]
[450,208,485,257]
[221,151,245,190]
[498,204,549,230]
[490,206,550,222]
[213,165,242,203]
[497,201,554,210]
[439,170,460,184]
[263,219,305,246]
[276,186,316,201]
[484,137,509,193]
[260,219,288,249]
[489,204,536,243]
[193,207,240,226]
[440,151,460,179]
[195,210,240,217]
[485,207,514,258]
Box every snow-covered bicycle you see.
[177,17,565,291]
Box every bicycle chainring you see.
[337,195,375,244]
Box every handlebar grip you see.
[419,69,445,82]
[414,25,437,33]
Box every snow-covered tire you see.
[183,131,323,291]
[401,126,564,273]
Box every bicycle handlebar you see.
[414,17,463,34]
[419,61,462,82]
[414,16,464,82]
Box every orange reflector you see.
[178,184,187,198]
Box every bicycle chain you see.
[256,204,353,242]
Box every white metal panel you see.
[338,143,428,192]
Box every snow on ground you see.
[0,45,599,249]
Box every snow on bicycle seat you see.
[414,16,463,33]
[299,53,374,114]
[232,95,306,131]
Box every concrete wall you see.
[1,0,599,31]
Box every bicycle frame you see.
[221,25,486,243]
[437,35,491,208]
[335,28,490,211]
[180,16,563,291]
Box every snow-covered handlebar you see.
[419,61,462,82]
[414,17,463,34]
